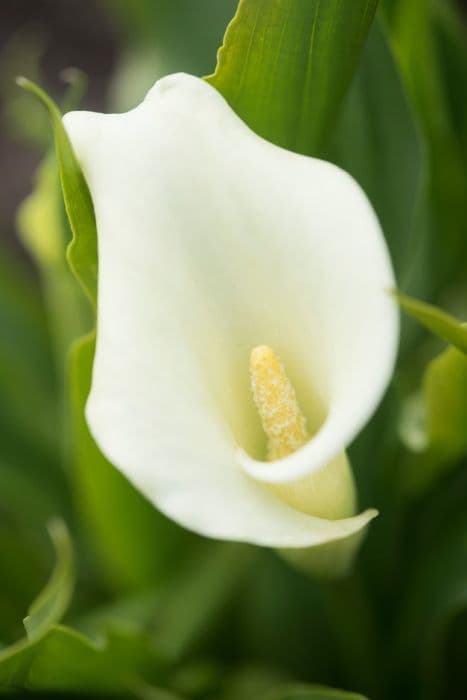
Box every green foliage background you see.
[1,0,467,698]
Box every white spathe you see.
[63,73,398,556]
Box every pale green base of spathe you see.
[279,524,373,579]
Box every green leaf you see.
[0,542,251,694]
[395,292,467,353]
[207,0,379,155]
[0,250,58,457]
[151,542,253,664]
[0,518,73,660]
[383,0,467,286]
[219,666,287,700]
[326,20,425,282]
[424,346,467,459]
[0,250,69,639]
[398,471,467,698]
[17,153,92,370]
[261,684,368,700]
[397,294,467,495]
[23,519,74,641]
[17,77,98,305]
[400,345,467,497]
[0,521,173,695]
[432,0,467,155]
[104,0,238,112]
[69,334,191,592]
[0,624,163,695]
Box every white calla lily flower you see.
[64,73,398,577]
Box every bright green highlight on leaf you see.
[17,154,92,367]
[207,0,379,155]
[396,290,467,491]
[395,292,467,353]
[17,155,64,266]
[23,519,74,641]
[424,346,467,459]
[16,76,98,306]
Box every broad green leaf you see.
[327,21,425,282]
[262,686,368,700]
[17,77,98,305]
[207,0,379,155]
[69,334,191,591]
[396,293,467,353]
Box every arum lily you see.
[63,74,398,577]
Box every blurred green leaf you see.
[69,334,190,592]
[0,520,172,695]
[424,346,467,459]
[17,77,98,305]
[0,624,164,695]
[220,666,287,700]
[103,0,237,56]
[0,250,68,639]
[23,519,74,641]
[396,292,467,353]
[327,21,425,283]
[133,683,185,700]
[432,0,467,156]
[401,344,467,497]
[0,519,73,667]
[17,153,92,372]
[151,542,253,664]
[261,684,368,700]
[383,0,467,287]
[398,471,467,699]
[0,542,252,695]
[208,0,378,155]
[0,252,57,455]
[105,0,238,112]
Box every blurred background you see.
[0,0,241,263]
[1,2,467,699]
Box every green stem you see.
[319,570,379,696]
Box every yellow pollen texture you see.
[249,345,308,461]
